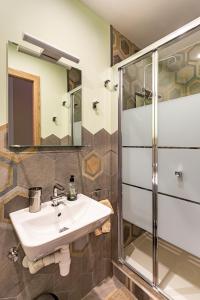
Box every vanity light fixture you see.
[22,32,79,64]
[17,44,72,70]
[17,45,41,58]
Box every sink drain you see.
[34,293,58,300]
[59,227,69,233]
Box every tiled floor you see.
[83,277,136,300]
[125,232,200,300]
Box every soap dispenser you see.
[67,175,77,201]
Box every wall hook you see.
[52,117,57,122]
[104,79,111,88]
[114,84,118,91]
[92,101,99,109]
[104,80,118,91]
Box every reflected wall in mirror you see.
[8,41,82,147]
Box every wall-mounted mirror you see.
[7,41,82,147]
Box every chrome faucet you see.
[51,183,66,207]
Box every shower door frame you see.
[117,16,200,298]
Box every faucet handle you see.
[54,183,65,191]
[53,183,65,197]
[175,171,183,178]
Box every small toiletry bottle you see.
[67,175,77,201]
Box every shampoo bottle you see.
[67,175,77,201]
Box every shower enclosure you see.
[118,18,200,300]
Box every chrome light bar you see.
[23,32,79,64]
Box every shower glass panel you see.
[121,54,153,283]
[157,29,200,299]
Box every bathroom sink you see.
[10,194,112,261]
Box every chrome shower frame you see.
[116,16,200,299]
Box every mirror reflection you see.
[8,41,82,147]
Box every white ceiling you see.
[81,0,200,48]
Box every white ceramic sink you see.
[10,194,111,261]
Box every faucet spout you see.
[51,183,66,206]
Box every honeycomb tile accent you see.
[94,129,111,155]
[83,151,102,180]
[168,86,182,99]
[0,124,36,163]
[175,64,195,84]
[0,186,28,223]
[112,29,117,48]
[166,53,185,72]
[121,39,130,56]
[111,26,139,66]
[127,65,137,81]
[197,65,200,78]
[113,52,124,65]
[0,161,13,193]
[187,78,200,95]
[188,43,200,62]
[103,151,111,176]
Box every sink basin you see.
[10,194,112,261]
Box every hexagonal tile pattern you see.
[166,53,185,72]
[83,151,102,180]
[0,186,28,223]
[0,161,13,193]
[0,222,25,298]
[4,195,29,220]
[111,27,139,66]
[94,129,111,156]
[168,86,182,100]
[121,39,130,56]
[55,152,79,186]
[0,121,113,298]
[103,152,111,176]
[187,78,200,95]
[17,154,55,189]
[113,53,124,65]
[112,28,117,48]
[188,43,200,61]
[175,64,195,84]
[197,65,200,78]
[0,124,36,163]
[126,64,137,81]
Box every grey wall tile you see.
[4,195,29,219]
[17,154,55,189]
[16,274,55,300]
[0,126,112,299]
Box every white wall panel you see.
[122,184,152,233]
[158,194,200,258]
[122,93,200,147]
[158,93,200,147]
[122,105,152,146]
[158,149,200,203]
[122,148,152,189]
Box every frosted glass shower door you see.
[121,54,153,283]
[157,29,200,299]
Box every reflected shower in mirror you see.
[7,41,82,147]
